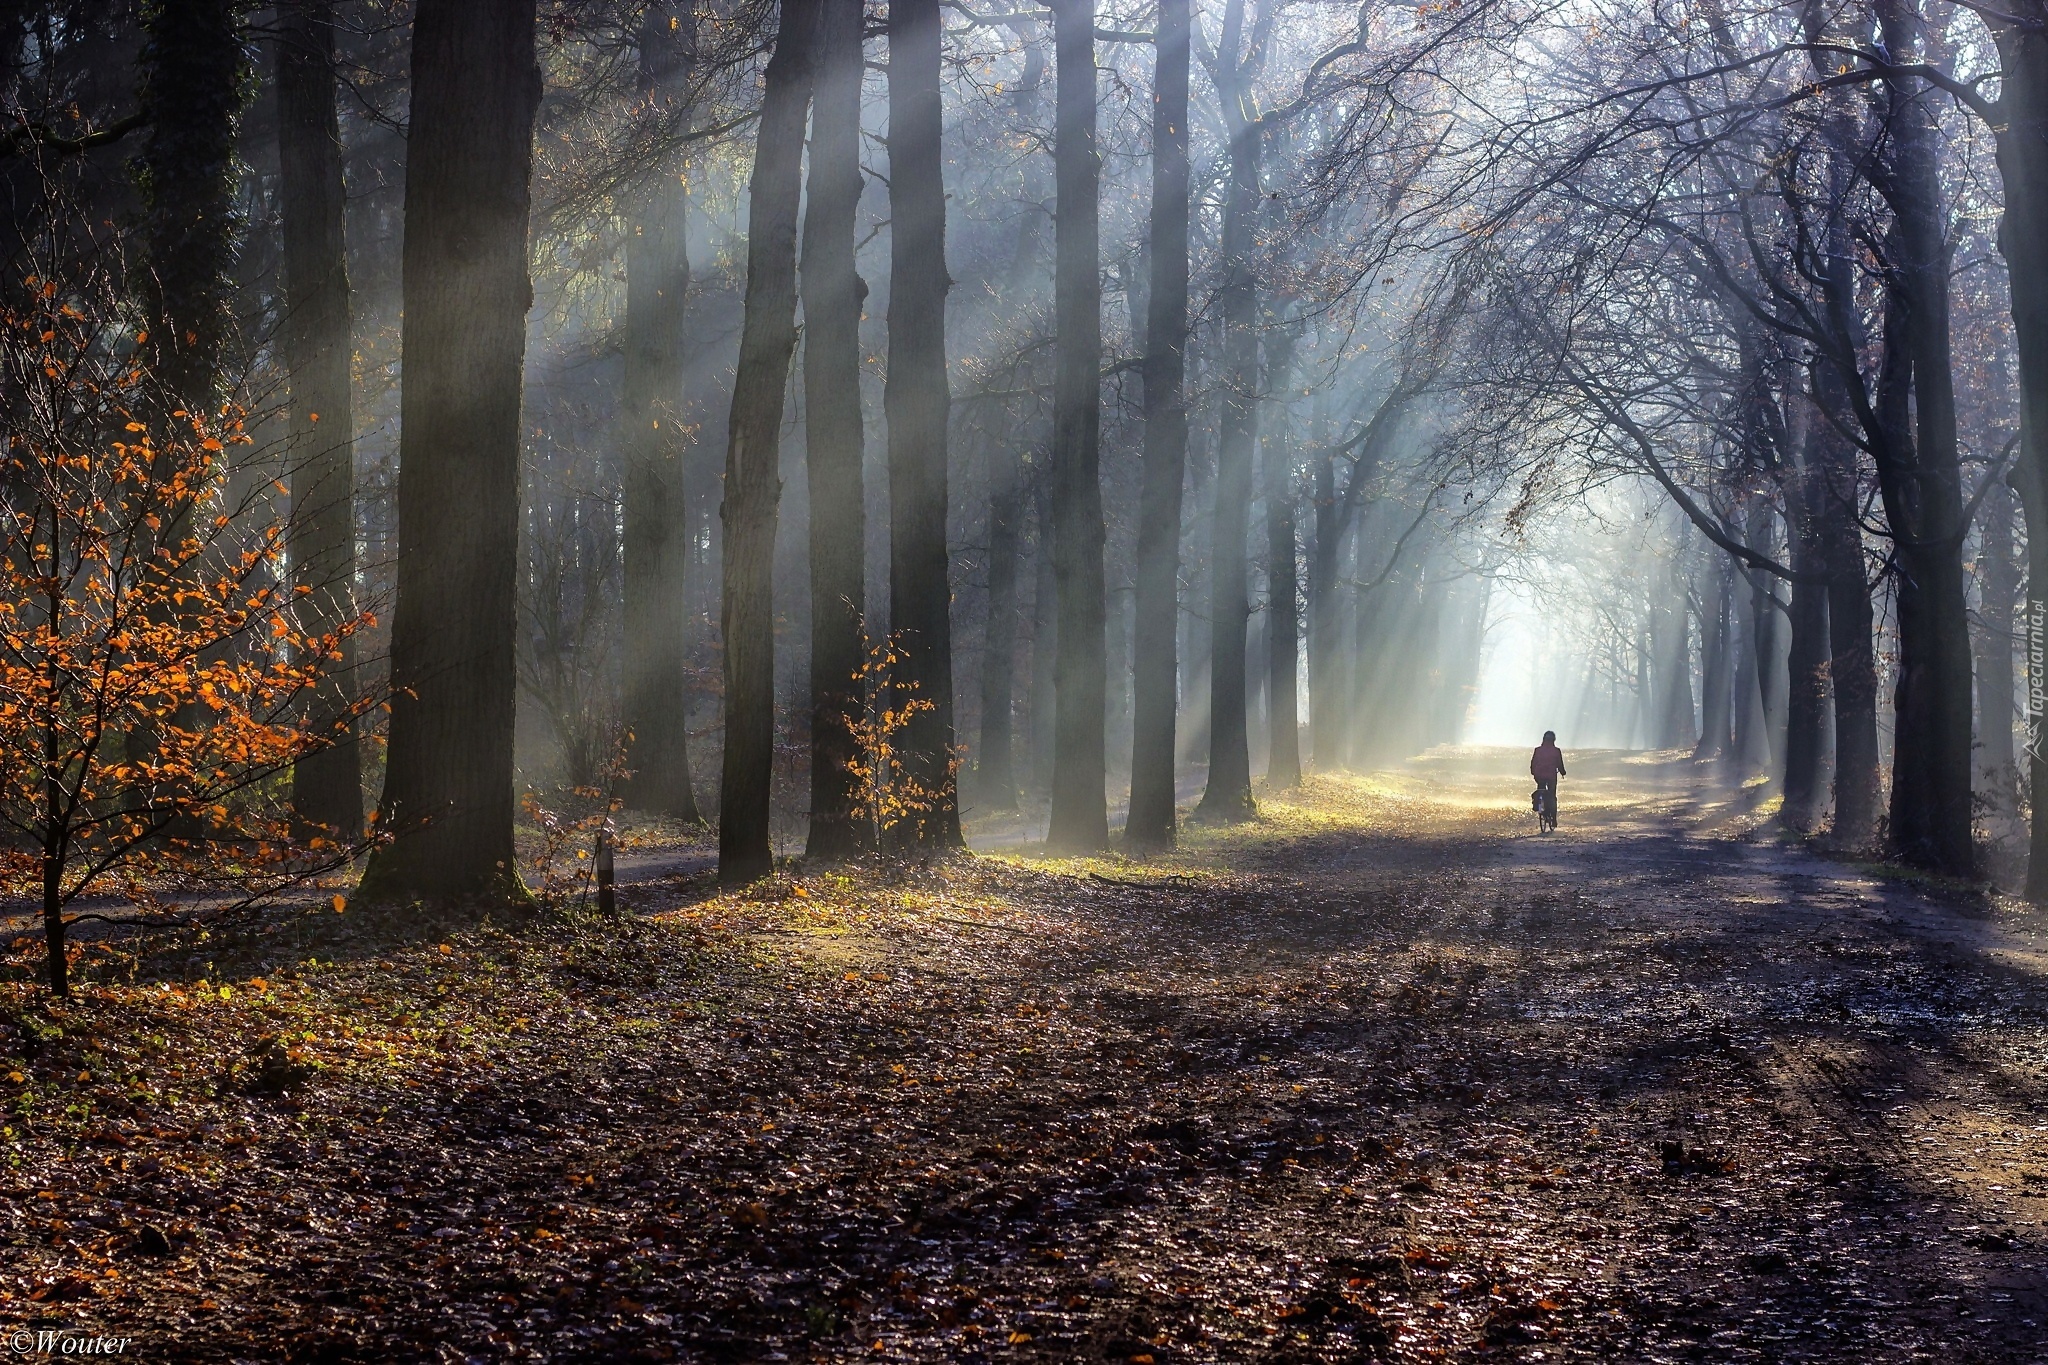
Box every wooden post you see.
[596,828,616,916]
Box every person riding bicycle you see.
[1530,731,1566,829]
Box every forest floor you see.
[5,748,2048,1363]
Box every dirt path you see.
[1297,748,2048,1362]
[6,747,2048,1362]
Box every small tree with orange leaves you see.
[0,278,380,996]
[843,632,950,854]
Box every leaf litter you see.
[3,749,2047,1362]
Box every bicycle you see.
[1532,781,1558,834]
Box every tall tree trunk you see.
[1125,0,1191,846]
[1760,581,1788,771]
[356,0,542,904]
[1307,450,1344,770]
[1782,405,1830,828]
[134,0,250,807]
[1344,527,1373,767]
[619,3,704,821]
[137,0,247,416]
[1194,42,1260,822]
[1107,579,1132,774]
[1043,0,1108,852]
[1782,509,1830,828]
[715,0,818,885]
[1696,558,1734,761]
[1977,478,2021,814]
[1030,474,1058,794]
[1733,567,1773,772]
[974,36,1047,818]
[1818,454,1880,842]
[274,0,361,841]
[1802,38,1883,843]
[978,437,1022,809]
[1658,553,1697,748]
[803,0,868,861]
[885,0,962,851]
[1874,0,1975,874]
[1989,5,2048,893]
[1633,616,1652,749]
[1248,607,1268,763]
[2014,434,2048,895]
[1263,326,1301,788]
[1738,506,1786,775]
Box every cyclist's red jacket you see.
[1530,743,1566,782]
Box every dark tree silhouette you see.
[1194,0,1264,824]
[977,435,1024,812]
[1126,0,1192,848]
[803,0,869,861]
[135,0,247,415]
[973,33,1049,817]
[1869,0,1973,875]
[1262,318,1302,789]
[717,0,819,884]
[886,0,964,852]
[274,0,362,841]
[355,0,543,904]
[619,1,705,822]
[1984,2,2048,894]
[1044,0,1108,853]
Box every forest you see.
[4,0,2048,1358]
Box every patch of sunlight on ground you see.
[968,748,1738,877]
[978,843,1216,884]
[985,762,1537,875]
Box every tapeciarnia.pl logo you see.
[2030,603,2047,765]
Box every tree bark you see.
[1305,395,1406,770]
[133,0,251,806]
[1029,473,1058,794]
[1344,521,1378,767]
[1696,558,1734,762]
[1656,553,1697,749]
[1988,4,2048,893]
[274,0,361,841]
[715,0,818,885]
[619,2,704,822]
[886,0,963,851]
[1796,0,1881,847]
[1107,578,1132,773]
[1633,615,1652,749]
[1781,493,1830,829]
[1734,524,1781,774]
[1819,460,1880,843]
[1262,324,1301,788]
[1977,478,2020,813]
[803,0,868,861]
[1193,30,1260,823]
[1873,0,1975,874]
[1125,0,1191,846]
[137,0,247,416]
[1043,0,1108,852]
[355,0,541,904]
[1781,396,1829,828]
[977,437,1022,810]
[2014,440,2048,896]
[973,35,1047,817]
[1306,450,1344,770]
